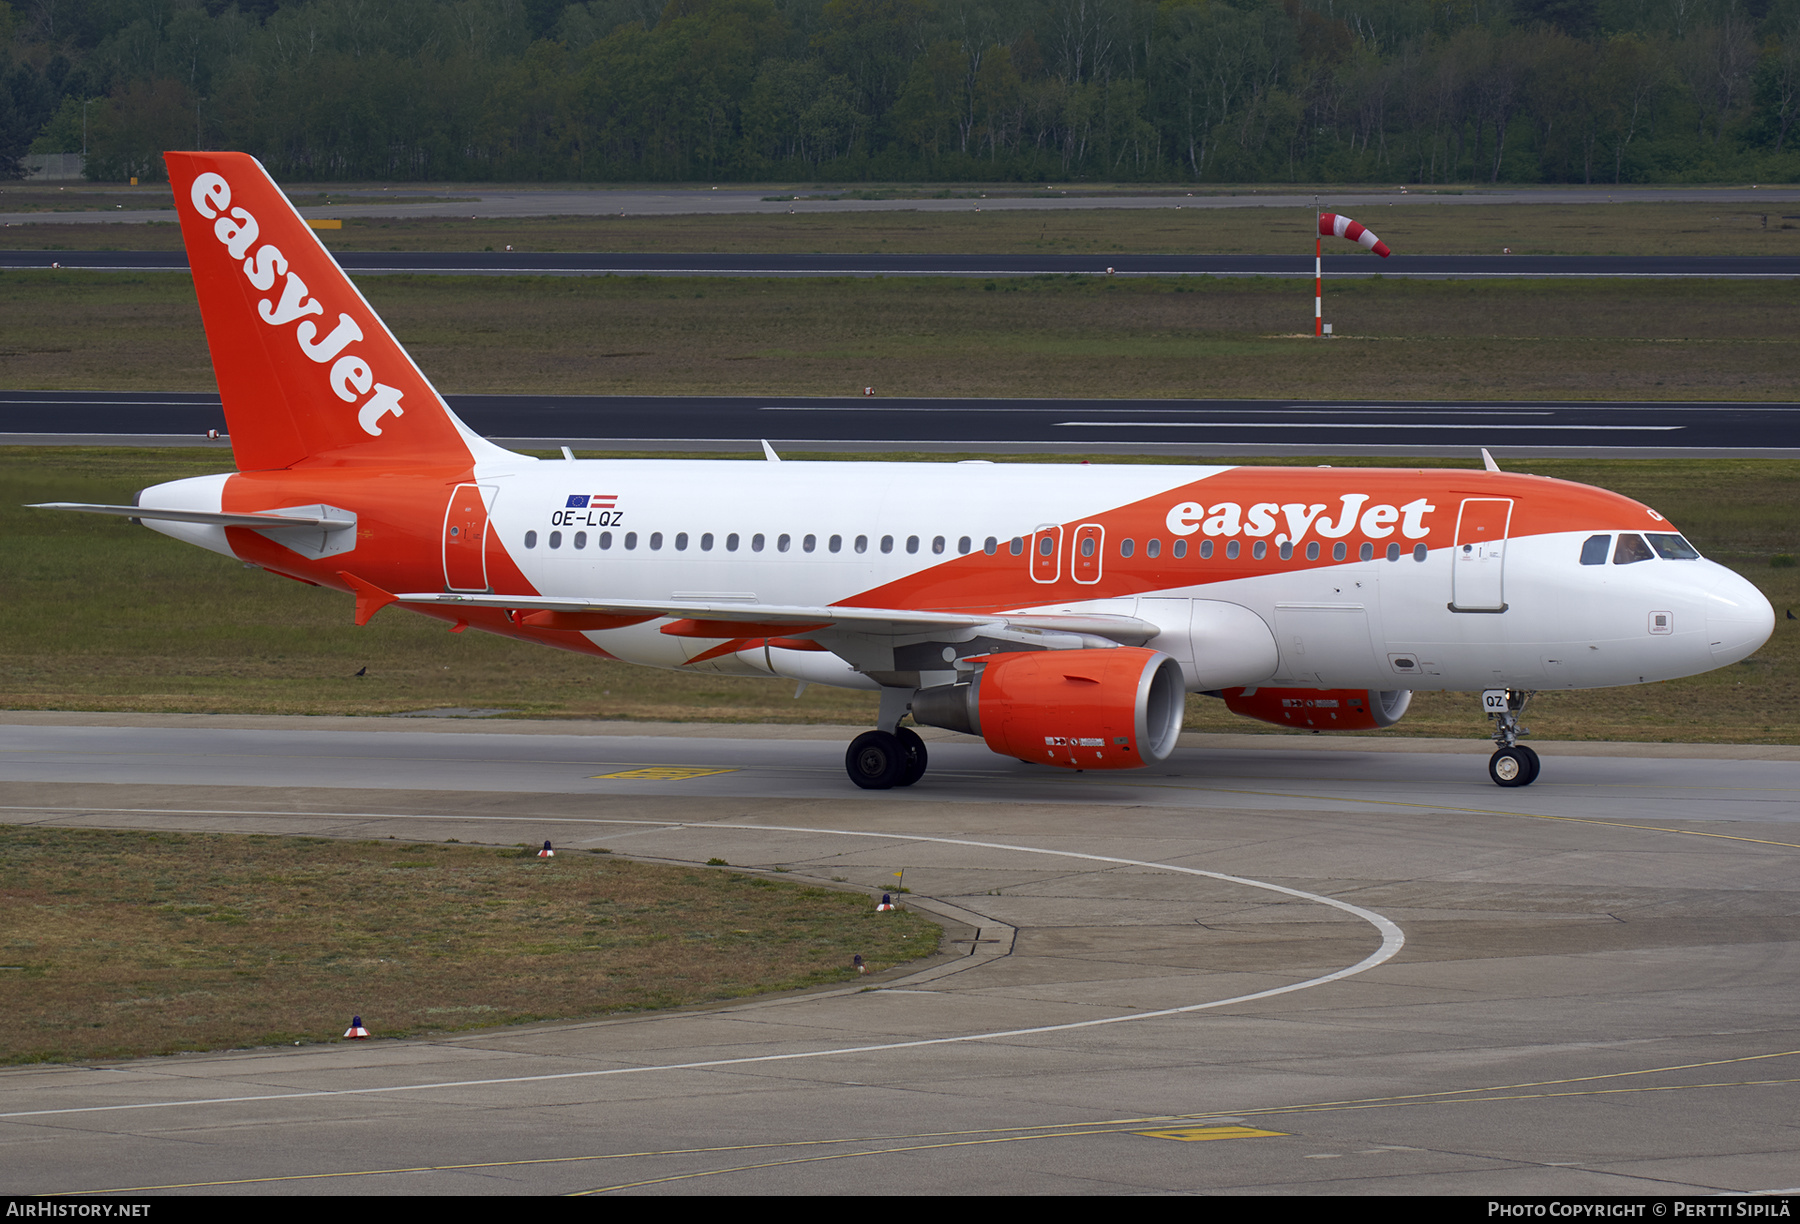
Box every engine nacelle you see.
[912,648,1186,770]
[1219,687,1412,731]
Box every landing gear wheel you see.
[846,730,905,790]
[895,727,928,787]
[1489,744,1540,788]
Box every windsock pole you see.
[1315,228,1323,338]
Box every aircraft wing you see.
[394,591,1158,645]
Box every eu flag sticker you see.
[566,495,590,508]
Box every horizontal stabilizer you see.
[30,502,355,531]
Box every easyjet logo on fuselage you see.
[188,172,404,438]
[1164,494,1436,546]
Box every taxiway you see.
[3,713,1798,1195]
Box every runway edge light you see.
[345,1016,370,1039]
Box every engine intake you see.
[912,647,1186,770]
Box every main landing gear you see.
[845,688,928,790]
[845,727,928,790]
[1483,688,1540,787]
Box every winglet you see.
[339,571,398,626]
[1481,448,1501,473]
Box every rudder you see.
[165,151,508,472]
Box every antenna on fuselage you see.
[761,439,782,462]
[1481,448,1501,473]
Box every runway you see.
[6,390,1797,457]
[8,249,1798,279]
[3,712,1799,1195]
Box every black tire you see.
[846,730,905,790]
[895,727,928,787]
[1489,746,1537,788]
[1518,744,1541,785]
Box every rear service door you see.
[443,484,497,592]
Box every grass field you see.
[4,448,1794,743]
[2,270,1795,402]
[4,195,1796,256]
[0,824,939,1064]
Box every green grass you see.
[0,825,940,1064]
[2,270,1796,401]
[3,449,1795,742]
[5,198,1796,255]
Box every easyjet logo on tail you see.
[188,172,404,438]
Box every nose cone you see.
[1702,562,1775,665]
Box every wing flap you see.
[394,592,1157,645]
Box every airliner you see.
[33,153,1776,791]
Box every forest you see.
[3,0,1798,184]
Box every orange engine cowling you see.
[911,648,1186,770]
[1219,687,1412,731]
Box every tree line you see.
[4,0,1798,183]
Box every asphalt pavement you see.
[5,249,1797,278]
[4,390,1796,457]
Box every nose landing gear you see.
[1483,688,1540,787]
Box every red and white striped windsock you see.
[1319,213,1392,258]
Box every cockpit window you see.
[1580,535,1611,566]
[1613,533,1654,565]
[1646,533,1701,560]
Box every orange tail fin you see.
[164,151,512,472]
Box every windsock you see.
[1319,213,1392,258]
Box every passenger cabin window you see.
[574,531,587,549]
[1010,537,1024,556]
[524,530,538,548]
[1226,540,1240,559]
[855,535,868,553]
[906,535,919,554]
[803,534,816,553]
[599,531,612,550]
[549,531,562,549]
[1200,540,1214,559]
[1251,541,1266,560]
[932,536,945,554]
[1614,533,1654,565]
[777,533,791,552]
[1172,540,1186,558]
[881,535,894,553]
[1146,539,1161,559]
[675,532,688,550]
[700,532,713,551]
[1412,543,1428,561]
[1119,539,1135,558]
[1386,542,1400,561]
[829,535,842,553]
[752,533,765,552]
[649,532,662,550]
[1580,534,1611,565]
[624,531,637,550]
[726,533,739,552]
[983,537,997,555]
[1647,533,1701,560]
